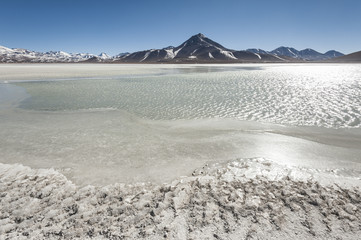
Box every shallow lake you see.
[1,64,360,185]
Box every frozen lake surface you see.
[0,63,361,185]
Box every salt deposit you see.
[0,158,360,239]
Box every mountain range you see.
[0,33,356,63]
[115,33,291,63]
[0,45,115,63]
[247,47,344,61]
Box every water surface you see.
[13,64,361,128]
[0,64,360,185]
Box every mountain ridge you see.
[0,45,113,63]
[115,34,296,63]
[247,47,344,61]
[0,33,351,63]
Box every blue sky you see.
[1,0,360,56]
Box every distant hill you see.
[324,50,344,59]
[330,50,361,62]
[248,47,344,61]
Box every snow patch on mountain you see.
[98,53,110,59]
[140,50,155,62]
[164,49,176,59]
[220,50,237,60]
[0,46,14,54]
[253,53,261,59]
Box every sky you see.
[1,0,360,56]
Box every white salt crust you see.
[1,158,360,239]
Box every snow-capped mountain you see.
[270,47,300,58]
[0,46,15,54]
[98,53,111,59]
[0,46,111,63]
[271,47,344,60]
[246,47,344,61]
[115,33,288,63]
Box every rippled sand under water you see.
[0,64,360,238]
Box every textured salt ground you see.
[0,158,360,239]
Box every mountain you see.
[246,49,270,55]
[298,48,325,60]
[271,47,300,58]
[0,46,15,54]
[324,50,344,59]
[330,50,361,62]
[98,52,111,59]
[0,46,111,63]
[114,52,129,58]
[116,33,288,63]
[269,47,344,61]
[116,35,343,63]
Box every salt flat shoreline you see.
[1,158,360,239]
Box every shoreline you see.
[1,158,360,239]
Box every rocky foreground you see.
[0,158,360,239]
